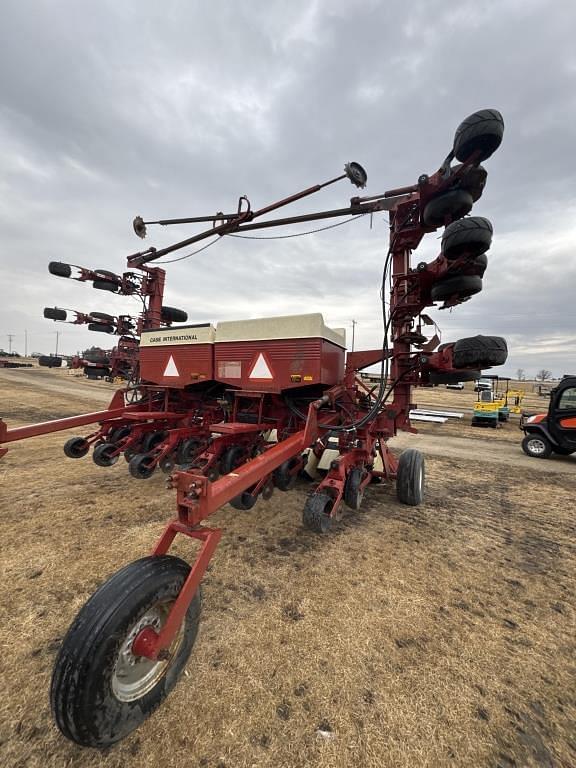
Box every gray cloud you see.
[1,0,575,377]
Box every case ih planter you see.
[0,110,507,747]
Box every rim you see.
[415,465,424,493]
[111,601,184,703]
[159,456,175,474]
[528,437,547,455]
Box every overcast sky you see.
[1,0,575,378]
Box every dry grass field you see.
[0,369,575,768]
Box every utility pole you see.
[351,319,357,352]
[24,329,28,358]
[55,331,60,357]
[7,334,15,354]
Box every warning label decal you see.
[163,355,180,377]
[248,353,273,379]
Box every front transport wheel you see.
[51,555,201,748]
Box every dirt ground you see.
[0,369,575,768]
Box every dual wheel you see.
[302,451,425,533]
[428,334,508,386]
[51,555,201,748]
[422,109,504,226]
[219,445,282,511]
[219,446,257,510]
[303,467,368,532]
[63,429,172,477]
[431,217,493,302]
[128,432,170,479]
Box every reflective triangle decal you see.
[163,355,179,377]
[249,353,273,379]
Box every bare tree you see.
[535,369,552,382]
[515,368,525,381]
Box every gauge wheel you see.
[159,455,176,474]
[229,489,258,510]
[343,467,366,510]
[220,445,245,475]
[129,453,156,479]
[92,442,119,467]
[50,555,201,748]
[141,431,166,453]
[63,436,90,459]
[107,426,131,445]
[177,438,202,465]
[273,458,300,491]
[302,492,333,533]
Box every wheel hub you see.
[529,438,547,455]
[111,602,183,702]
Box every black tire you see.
[220,445,245,475]
[85,366,109,379]
[452,335,508,368]
[88,322,115,333]
[49,261,72,278]
[43,307,67,321]
[444,252,489,280]
[453,163,487,202]
[63,437,90,459]
[396,449,425,506]
[302,492,333,533]
[90,312,115,323]
[204,465,220,483]
[229,491,258,510]
[472,253,488,277]
[429,369,480,385]
[51,555,201,748]
[521,433,552,459]
[141,431,167,453]
[93,280,119,292]
[441,216,493,259]
[422,189,473,226]
[129,453,156,479]
[38,355,63,368]
[344,467,366,510]
[453,109,504,163]
[93,443,119,467]
[177,438,202,465]
[431,274,483,302]
[273,458,299,491]
[159,455,176,474]
[107,426,131,444]
[161,306,188,324]
[124,446,138,463]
